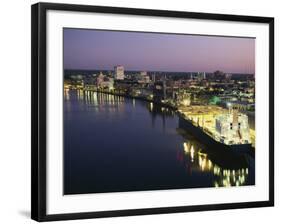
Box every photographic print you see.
[32,3,274,221]
[63,28,256,195]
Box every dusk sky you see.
[63,28,255,74]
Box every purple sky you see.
[63,28,255,74]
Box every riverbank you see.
[81,88,178,110]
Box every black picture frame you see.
[31,2,274,222]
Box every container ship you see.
[178,105,254,157]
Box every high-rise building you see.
[197,72,206,80]
[152,74,156,83]
[190,73,193,80]
[114,65,125,80]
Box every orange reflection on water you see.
[182,141,249,188]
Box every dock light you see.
[227,102,232,113]
[227,102,232,108]
[182,98,190,106]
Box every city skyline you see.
[64,28,255,74]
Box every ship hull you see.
[178,115,254,157]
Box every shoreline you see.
[80,88,178,110]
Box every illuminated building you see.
[140,71,147,76]
[197,72,206,80]
[215,110,251,145]
[96,72,104,86]
[96,72,114,90]
[114,65,125,80]
[100,77,114,90]
[225,73,232,80]
[136,71,150,83]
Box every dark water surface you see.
[64,90,255,194]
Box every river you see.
[64,89,254,195]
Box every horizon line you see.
[64,68,255,75]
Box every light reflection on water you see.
[181,141,249,187]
